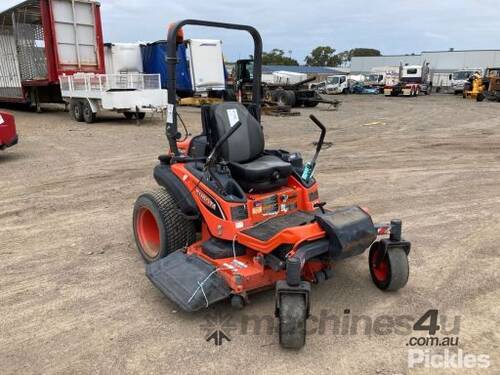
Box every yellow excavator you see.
[463,71,485,101]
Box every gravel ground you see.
[0,94,499,374]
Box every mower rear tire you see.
[278,293,307,349]
[70,100,84,122]
[369,245,409,291]
[133,188,196,263]
[476,93,485,102]
[82,101,96,124]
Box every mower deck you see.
[146,251,232,312]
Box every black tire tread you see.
[83,101,96,124]
[386,248,409,291]
[279,293,306,349]
[134,188,196,262]
[70,100,84,122]
[149,187,196,254]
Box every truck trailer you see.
[0,0,105,110]
[384,63,432,97]
[232,59,324,107]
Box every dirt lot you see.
[1,95,499,374]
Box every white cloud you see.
[1,0,500,61]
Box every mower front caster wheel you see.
[278,293,307,349]
[230,295,245,310]
[369,245,409,291]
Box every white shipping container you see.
[105,43,143,74]
[187,39,226,93]
[272,71,307,85]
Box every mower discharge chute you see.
[132,19,411,349]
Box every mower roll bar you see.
[166,19,263,156]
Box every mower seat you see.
[206,102,292,192]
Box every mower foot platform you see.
[146,251,232,312]
[242,211,315,241]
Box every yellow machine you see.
[463,73,485,101]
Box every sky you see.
[2,0,500,63]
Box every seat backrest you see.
[206,102,264,163]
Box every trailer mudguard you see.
[153,164,200,217]
[315,206,377,260]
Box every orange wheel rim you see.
[136,207,161,258]
[371,247,389,282]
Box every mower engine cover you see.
[316,206,377,259]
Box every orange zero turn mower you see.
[132,19,411,349]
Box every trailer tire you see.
[286,91,296,107]
[137,112,146,120]
[124,112,134,120]
[271,89,281,102]
[82,101,96,124]
[275,90,287,106]
[70,100,84,122]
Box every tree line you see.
[262,47,381,66]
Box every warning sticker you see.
[167,104,174,124]
[227,108,239,127]
[0,114,4,125]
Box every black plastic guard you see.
[315,206,377,260]
[146,251,232,312]
[153,164,199,217]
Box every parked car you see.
[0,112,18,150]
[350,82,379,94]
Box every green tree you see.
[304,46,340,66]
[334,50,351,66]
[349,48,381,58]
[334,48,382,65]
[262,49,299,65]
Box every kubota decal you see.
[195,188,226,219]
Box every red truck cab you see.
[0,112,18,150]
